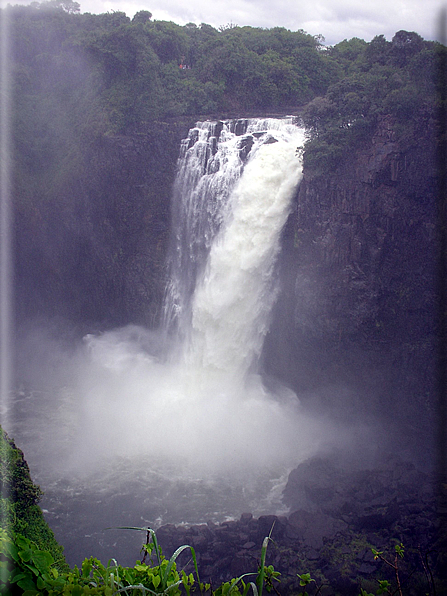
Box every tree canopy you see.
[3,1,444,181]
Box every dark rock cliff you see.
[14,118,194,331]
[263,114,438,461]
[13,113,439,458]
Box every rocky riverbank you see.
[155,455,444,595]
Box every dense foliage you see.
[5,1,332,135]
[0,523,442,595]
[0,428,68,573]
[3,0,444,196]
[301,31,443,174]
[1,529,209,595]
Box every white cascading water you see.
[70,117,322,476]
[187,125,305,379]
[165,118,305,377]
[3,118,338,566]
[7,119,327,548]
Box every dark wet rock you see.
[151,455,441,594]
[283,457,340,512]
[288,510,346,548]
[257,514,284,538]
[263,134,278,144]
[229,119,249,136]
[209,135,218,155]
[187,128,200,149]
[238,135,254,162]
[210,120,224,140]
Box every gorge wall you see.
[264,114,438,459]
[14,118,194,332]
[13,113,438,458]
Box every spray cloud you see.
[62,119,327,479]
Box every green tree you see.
[132,9,152,24]
[365,34,391,66]
[145,20,189,63]
[391,30,425,66]
[0,428,68,572]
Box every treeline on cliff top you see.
[3,0,444,189]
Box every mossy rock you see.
[0,426,68,572]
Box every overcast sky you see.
[77,0,445,46]
[5,0,446,46]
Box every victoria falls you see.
[0,4,446,594]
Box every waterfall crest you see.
[67,117,322,476]
[165,118,305,382]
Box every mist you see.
[54,326,317,473]
[6,118,390,570]
[11,119,385,482]
[13,314,381,489]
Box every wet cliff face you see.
[14,114,438,459]
[263,115,438,461]
[14,119,193,331]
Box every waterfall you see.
[164,118,306,383]
[7,117,328,557]
[63,116,320,477]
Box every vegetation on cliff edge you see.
[0,427,68,573]
[3,1,444,179]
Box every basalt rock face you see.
[263,115,439,460]
[14,119,193,331]
[14,113,439,453]
[154,457,440,594]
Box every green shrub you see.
[0,427,68,573]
